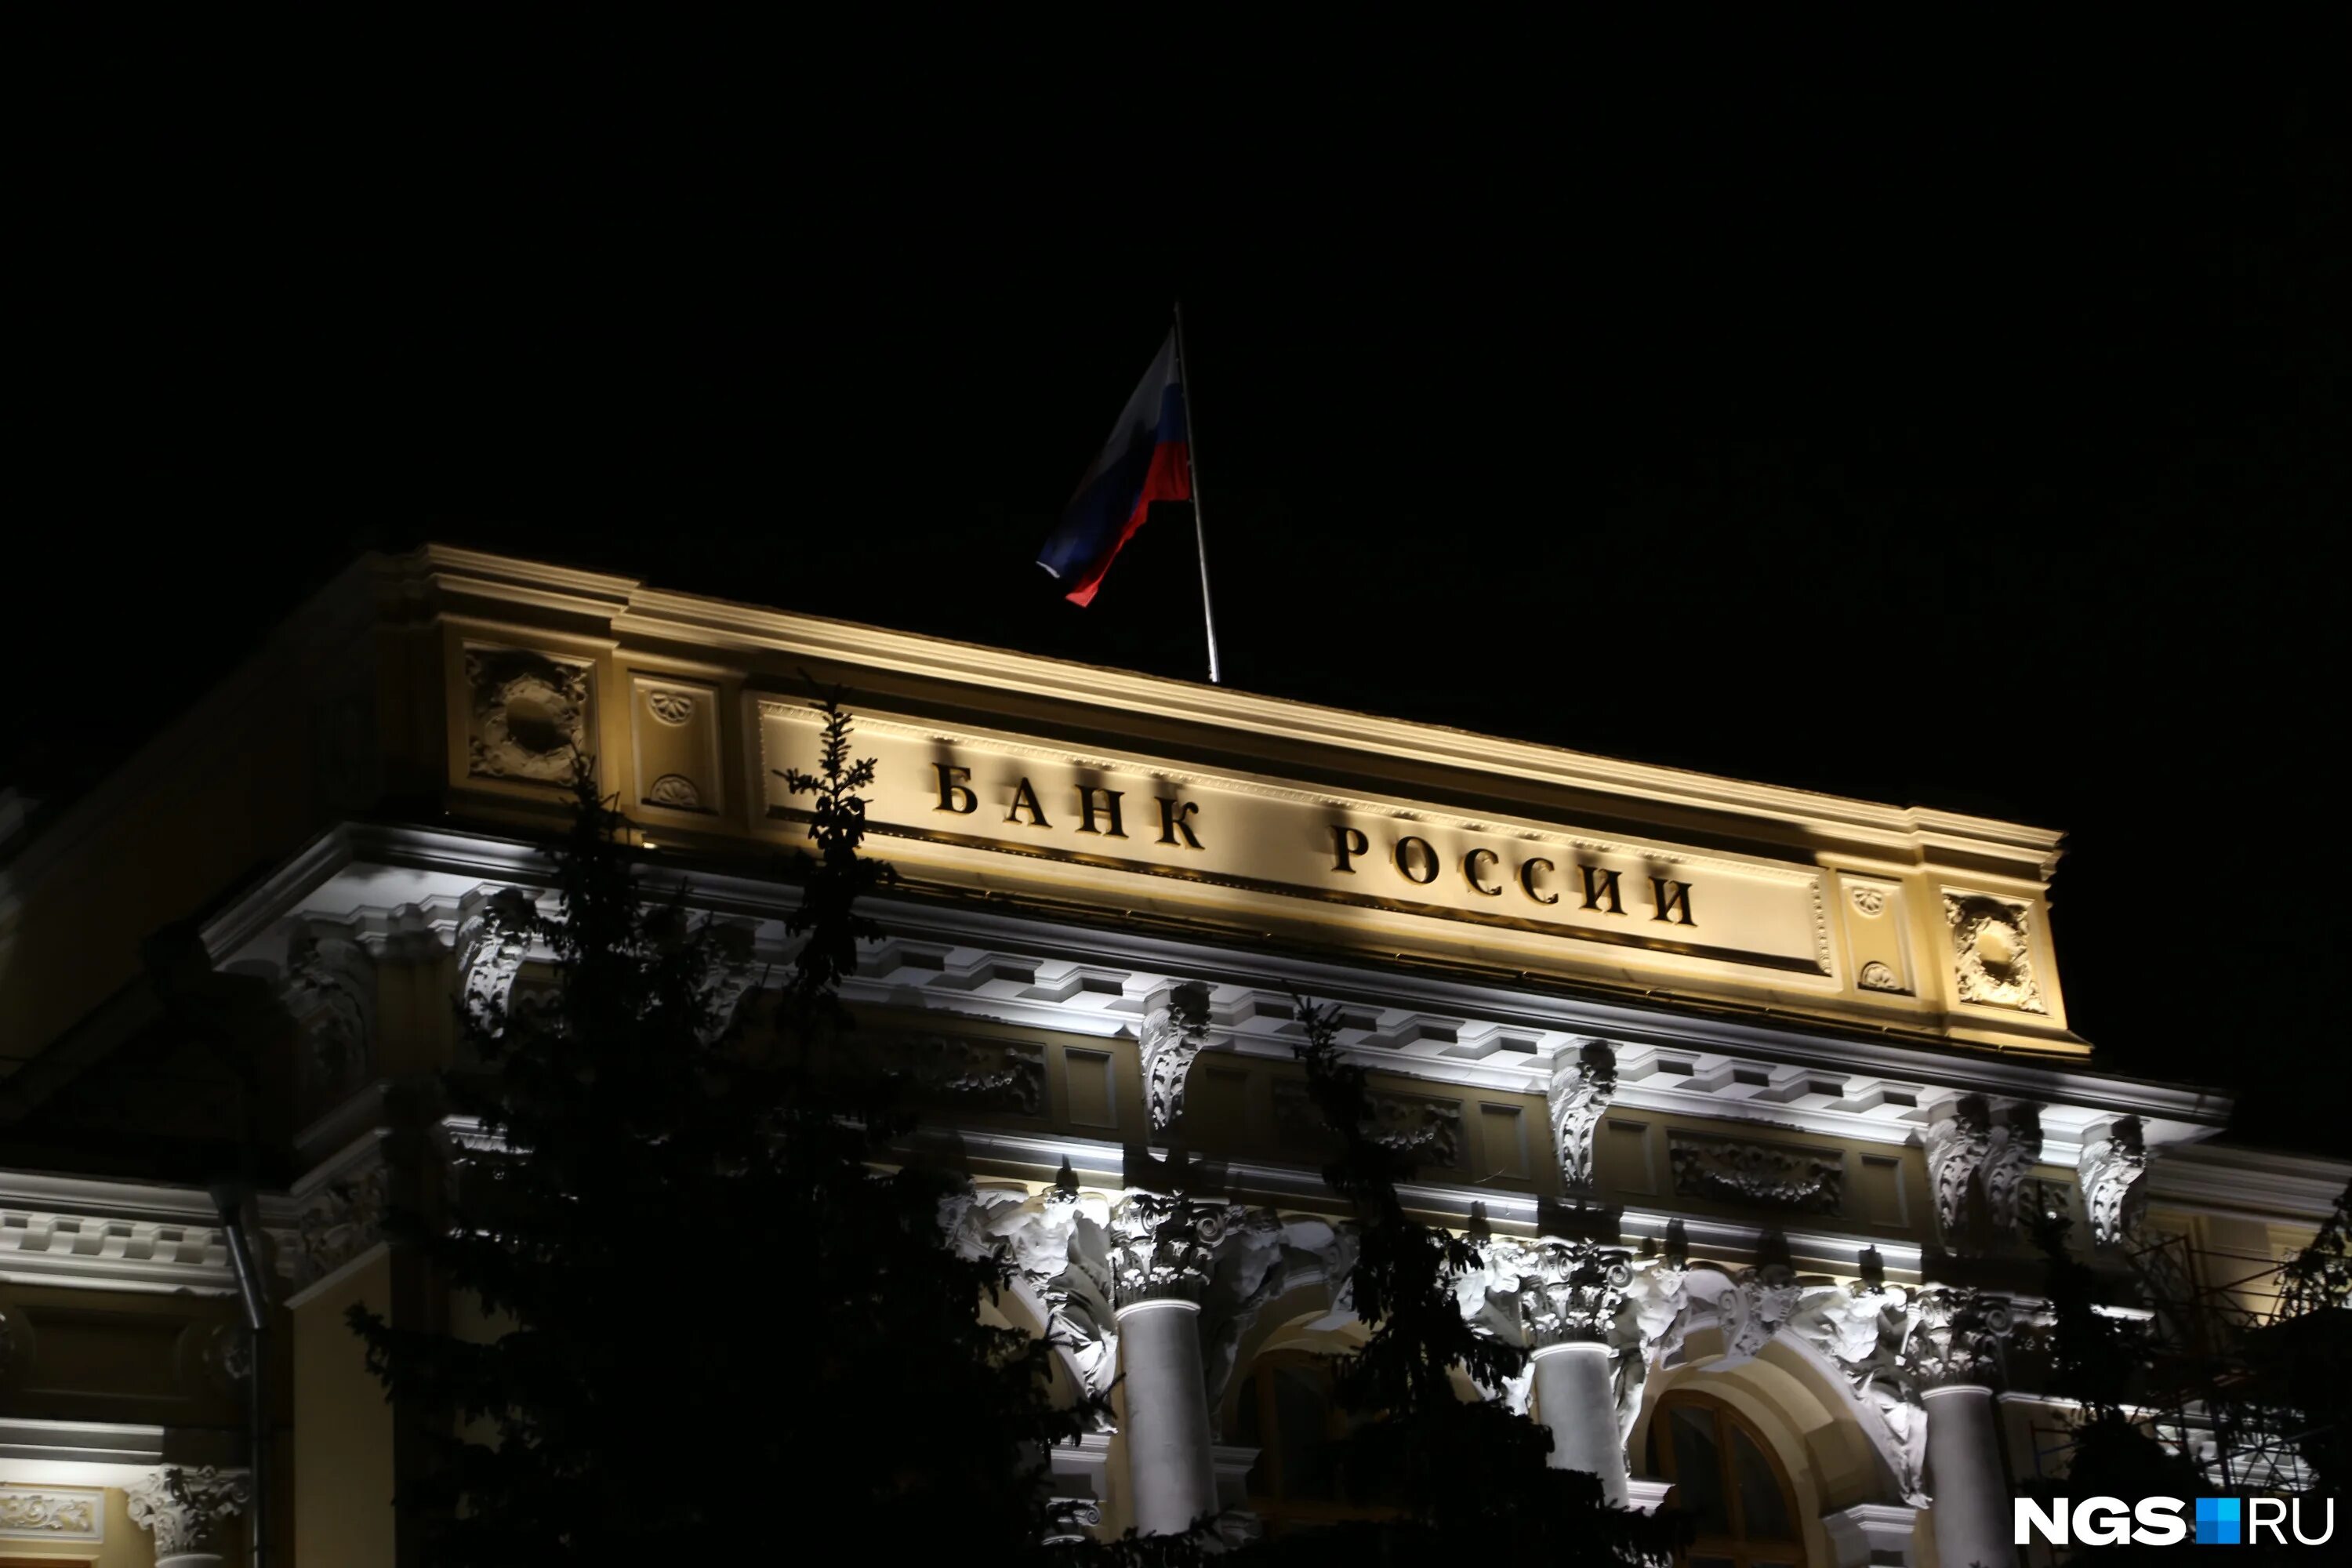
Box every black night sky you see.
[13,43,2346,1152]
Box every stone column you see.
[1514,1234,1635,1503]
[1907,1288,2014,1568]
[1116,1295,1220,1534]
[1532,1341,1628,1497]
[1103,1185,1282,1538]
[124,1466,252,1568]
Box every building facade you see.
[0,546,2341,1566]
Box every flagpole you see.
[1172,299,1224,685]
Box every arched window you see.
[1648,1392,1809,1568]
[1230,1350,1391,1536]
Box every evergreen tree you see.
[351,699,1092,1563]
[1242,998,1681,1564]
[2019,1211,2203,1560]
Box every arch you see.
[1214,1277,1365,1437]
[1647,1388,1813,1567]
[1630,1326,1871,1568]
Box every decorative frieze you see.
[1272,1081,1463,1169]
[1140,982,1214,1134]
[1667,1133,1844,1214]
[2078,1116,2148,1247]
[125,1466,250,1561]
[1547,1040,1616,1195]
[0,1484,102,1541]
[1944,892,2046,1013]
[896,1034,1047,1117]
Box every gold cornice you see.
[392,543,2064,868]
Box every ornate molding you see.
[1715,1254,1806,1366]
[1923,1095,1994,1243]
[1668,1133,1843,1214]
[643,687,696,726]
[1273,1082,1462,1168]
[1785,1276,1929,1504]
[1547,1040,1616,1195]
[1139,982,1214,1134]
[1857,959,1906,993]
[899,1034,1047,1116]
[949,1180,1290,1430]
[1923,1095,2043,1250]
[456,887,538,1038]
[1944,892,2046,1013]
[1849,885,1889,917]
[125,1466,250,1559]
[292,1160,390,1287]
[647,772,702,809]
[0,1484,101,1541]
[281,930,375,1103]
[2078,1116,2147,1248]
[463,645,593,783]
[1979,1102,2045,1241]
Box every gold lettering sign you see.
[759,705,1831,979]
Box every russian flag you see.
[1037,329,1190,606]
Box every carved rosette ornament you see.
[2078,1116,2148,1247]
[125,1467,252,1562]
[1944,893,2046,1013]
[1547,1040,1617,1195]
[464,647,592,783]
[1140,982,1214,1134]
[1903,1287,2012,1390]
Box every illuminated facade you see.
[0,546,2340,1566]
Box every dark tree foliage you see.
[349,700,1094,1563]
[1241,998,1681,1565]
[2256,1181,2352,1494]
[2023,1196,2352,1562]
[2018,1212,2204,1561]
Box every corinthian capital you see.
[125,1467,251,1563]
[1139,982,1214,1134]
[1547,1040,1617,1195]
[1903,1287,2013,1390]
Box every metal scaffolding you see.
[2125,1229,2320,1494]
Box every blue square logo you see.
[2196,1497,2241,1545]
